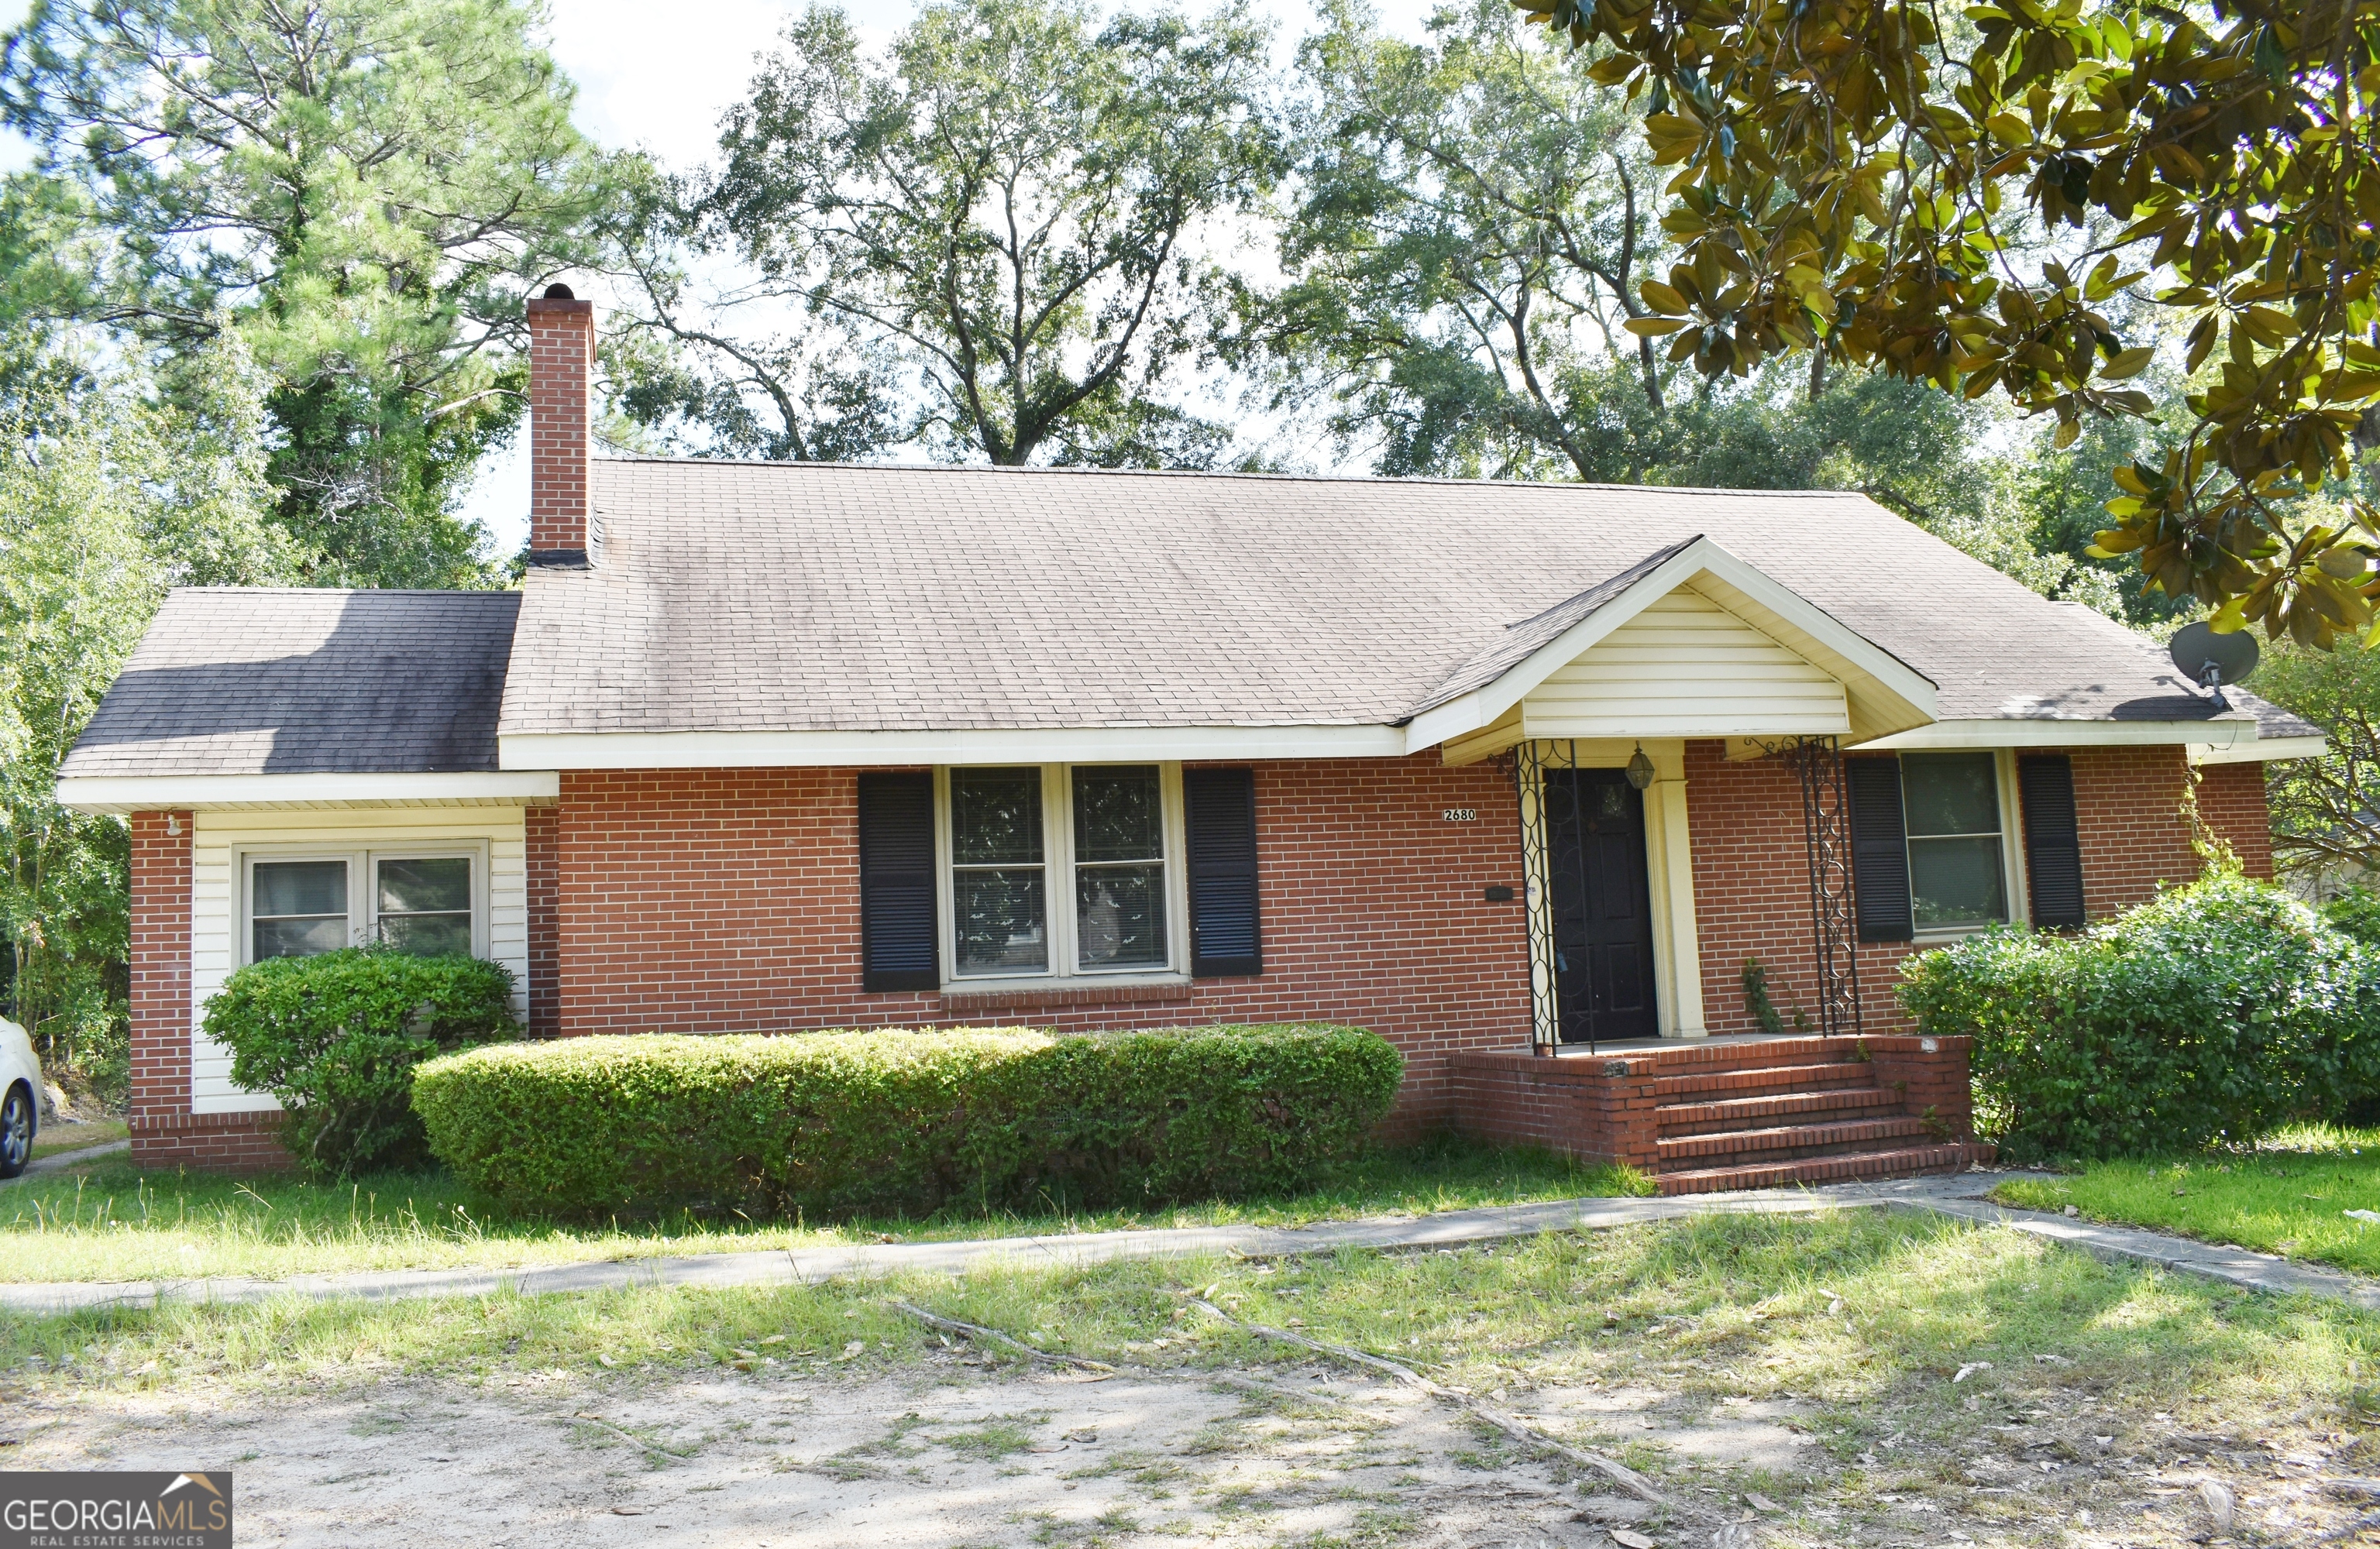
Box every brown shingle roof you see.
[494,459,2313,741]
[61,588,518,777]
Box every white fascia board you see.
[53,771,561,815]
[498,724,1410,771]
[1404,537,1938,754]
[2193,733,2328,764]
[1850,719,2257,751]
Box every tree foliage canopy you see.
[2,0,634,583]
[1518,0,2380,644]
[686,0,1280,468]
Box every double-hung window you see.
[1900,752,2011,931]
[942,764,1181,981]
[244,850,483,963]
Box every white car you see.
[0,1018,40,1178]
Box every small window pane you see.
[380,912,473,957]
[1073,767,1164,862]
[1902,752,2000,836]
[254,915,349,960]
[1910,836,2008,927]
[952,768,1044,865]
[378,857,470,915]
[254,860,346,920]
[252,860,348,960]
[954,869,1047,974]
[1078,864,1166,969]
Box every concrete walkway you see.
[5,1169,2376,1320]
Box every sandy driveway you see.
[6,1352,1819,1548]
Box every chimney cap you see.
[542,282,576,301]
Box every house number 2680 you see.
[1441,808,1478,823]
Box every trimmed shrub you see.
[1898,871,2380,1160]
[203,949,518,1177]
[413,1022,1403,1218]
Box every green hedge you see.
[202,948,518,1177]
[1898,872,2380,1160]
[413,1023,1403,1218]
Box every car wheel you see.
[0,1084,30,1178]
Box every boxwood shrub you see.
[202,948,519,1177]
[1898,871,2380,1160]
[412,1022,1402,1218]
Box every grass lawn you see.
[1991,1123,2380,1277]
[27,1118,129,1163]
[5,1211,2375,1544]
[2,1135,1647,1285]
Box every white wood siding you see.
[188,806,529,1114]
[1520,583,1849,740]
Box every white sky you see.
[0,0,1448,557]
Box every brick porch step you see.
[1656,1115,1935,1168]
[1656,1142,1983,1196]
[1656,1084,1904,1136]
[1653,1060,1880,1103]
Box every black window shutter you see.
[2019,754,2086,929]
[1845,755,1914,943]
[858,771,938,991]
[1185,768,1261,977]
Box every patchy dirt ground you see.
[9,1346,2371,1548]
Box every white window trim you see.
[932,763,1191,988]
[236,841,491,967]
[1907,748,2029,942]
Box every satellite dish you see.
[2168,621,2259,709]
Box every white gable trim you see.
[55,771,560,816]
[2193,733,2327,764]
[1403,538,1938,756]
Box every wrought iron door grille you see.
[1510,739,1578,1054]
[1785,735,1862,1037]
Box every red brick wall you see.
[526,294,594,557]
[127,812,192,1132]
[526,804,559,1036]
[128,812,291,1171]
[1687,741,2278,1039]
[1684,742,1925,1037]
[553,756,1531,1127]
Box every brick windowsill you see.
[939,982,1196,1015]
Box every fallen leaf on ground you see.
[1746,1492,1782,1513]
[1953,1362,1992,1383]
[1611,1530,1659,1549]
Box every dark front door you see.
[1543,768,1659,1044]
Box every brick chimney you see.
[527,283,597,567]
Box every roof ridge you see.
[597,455,1881,500]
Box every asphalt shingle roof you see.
[60,588,519,778]
[494,459,2315,742]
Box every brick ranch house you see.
[57,290,2323,1190]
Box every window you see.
[1900,752,2009,930]
[252,860,350,959]
[376,857,473,955]
[244,850,483,963]
[942,764,1180,981]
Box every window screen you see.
[252,860,349,960]
[951,767,1048,974]
[1900,752,2008,929]
[1073,765,1167,970]
[377,857,473,956]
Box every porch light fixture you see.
[1625,743,1656,792]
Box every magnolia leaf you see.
[2100,346,2155,380]
[1624,316,1690,335]
[1639,280,1690,314]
